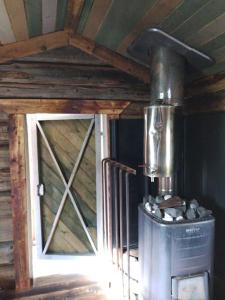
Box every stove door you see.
[172,272,209,300]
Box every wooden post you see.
[8,114,31,291]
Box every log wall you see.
[0,47,149,101]
[0,112,15,289]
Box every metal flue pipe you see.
[144,47,184,195]
[128,28,214,196]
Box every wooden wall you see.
[0,46,149,101]
[0,112,15,289]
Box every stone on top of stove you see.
[144,195,212,222]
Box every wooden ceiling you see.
[0,0,225,79]
[78,0,225,78]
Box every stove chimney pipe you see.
[144,46,184,195]
[128,28,213,196]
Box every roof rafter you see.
[0,30,69,64]
[69,33,150,83]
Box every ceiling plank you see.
[42,0,58,34]
[77,0,94,34]
[0,99,130,114]
[82,0,113,39]
[4,0,29,41]
[171,0,225,40]
[0,30,69,64]
[211,45,225,64]
[95,0,156,51]
[69,34,150,83]
[24,0,42,38]
[117,0,182,54]
[201,32,225,54]
[186,12,225,48]
[56,0,69,31]
[64,0,84,33]
[0,0,16,44]
[160,0,208,34]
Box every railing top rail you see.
[102,158,136,175]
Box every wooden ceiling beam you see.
[69,33,150,84]
[0,99,130,115]
[0,31,69,64]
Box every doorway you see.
[27,114,109,278]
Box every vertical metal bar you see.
[113,166,119,268]
[102,159,107,250]
[126,172,130,300]
[95,115,109,255]
[103,159,110,253]
[119,169,124,295]
[107,162,113,261]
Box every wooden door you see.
[35,115,97,256]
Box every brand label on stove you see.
[186,227,200,234]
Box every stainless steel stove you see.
[128,28,215,300]
[139,205,214,300]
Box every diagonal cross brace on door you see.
[36,119,97,254]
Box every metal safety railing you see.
[102,158,136,300]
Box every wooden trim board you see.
[0,99,130,115]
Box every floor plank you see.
[1,274,108,300]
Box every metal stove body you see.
[128,28,215,300]
[139,205,214,300]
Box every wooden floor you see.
[0,274,108,300]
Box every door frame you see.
[26,113,109,277]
